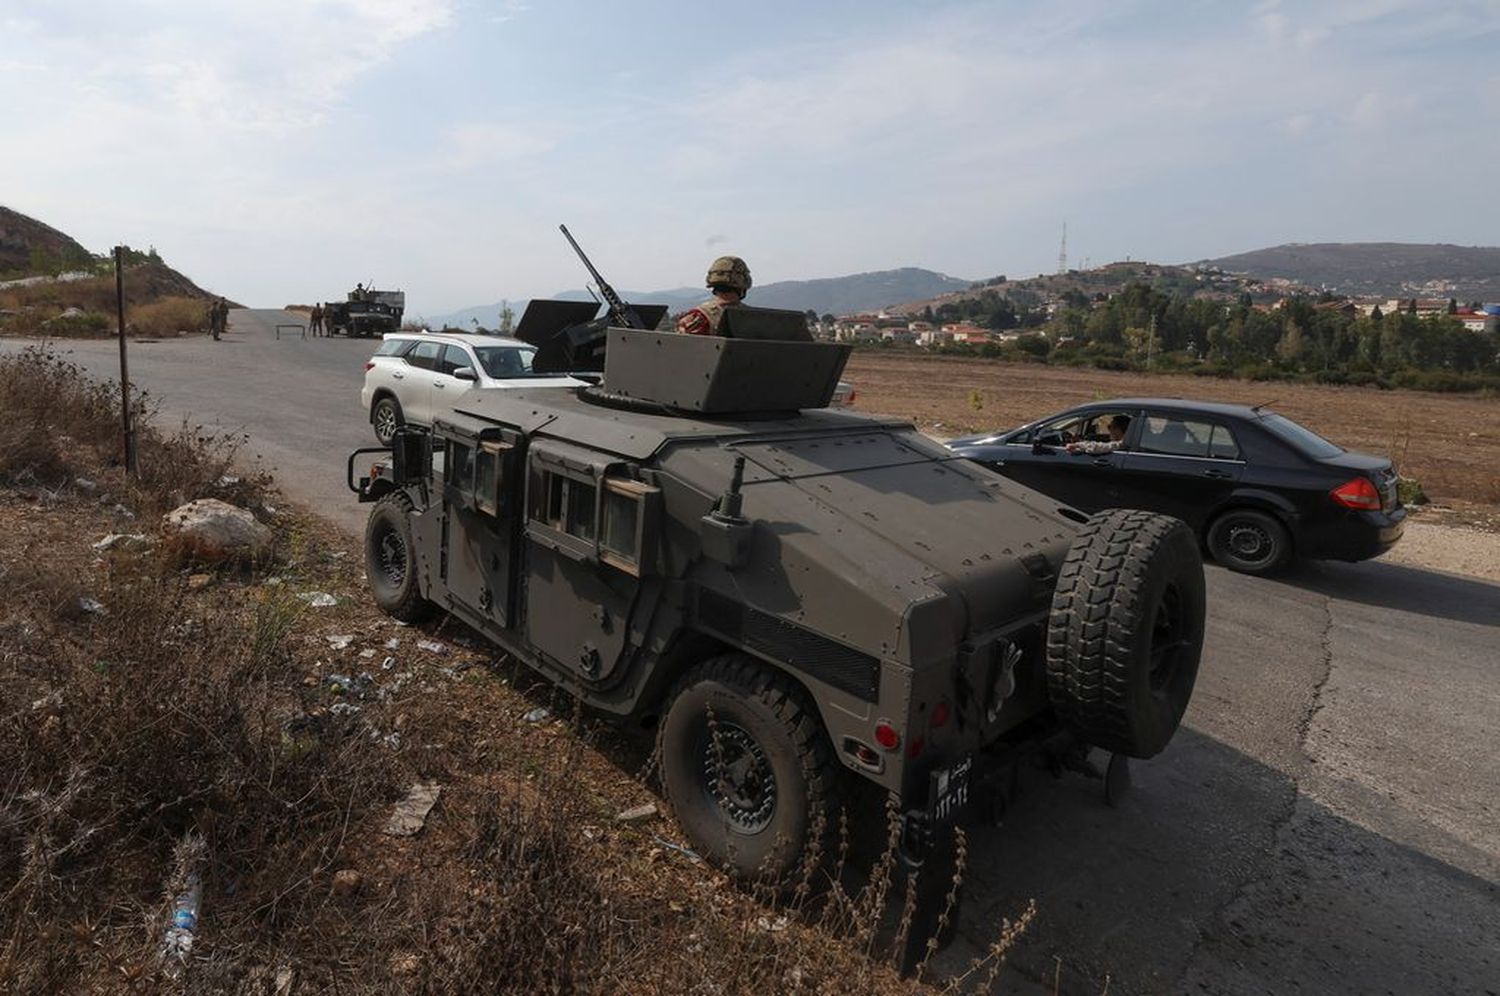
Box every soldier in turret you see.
[676,256,751,336]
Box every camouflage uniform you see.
[676,297,730,336]
[676,256,751,336]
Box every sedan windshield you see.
[1259,413,1344,458]
[473,345,539,379]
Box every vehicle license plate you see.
[930,756,973,823]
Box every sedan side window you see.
[407,340,442,370]
[1137,417,1215,458]
[1208,424,1241,460]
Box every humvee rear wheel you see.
[365,493,434,623]
[658,655,836,882]
[1046,508,1205,759]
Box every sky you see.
[2,0,1497,317]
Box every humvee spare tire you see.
[1046,508,1205,759]
[365,493,434,623]
[657,654,837,882]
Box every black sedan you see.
[946,398,1405,574]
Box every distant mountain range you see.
[1197,243,1500,300]
[423,267,974,329]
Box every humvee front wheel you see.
[365,493,434,623]
[658,655,836,882]
[1046,508,1205,759]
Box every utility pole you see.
[114,246,138,475]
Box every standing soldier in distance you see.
[676,256,751,336]
[309,303,323,336]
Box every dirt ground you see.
[844,352,1500,506]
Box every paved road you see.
[6,311,1498,995]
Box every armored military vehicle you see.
[327,285,405,337]
[349,304,1205,879]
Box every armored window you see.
[600,477,658,575]
[447,440,474,490]
[474,440,511,516]
[533,471,596,541]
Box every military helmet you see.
[706,256,752,294]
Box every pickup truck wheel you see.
[1207,508,1291,575]
[372,397,404,445]
[365,493,433,623]
[658,655,836,882]
[1046,509,1205,759]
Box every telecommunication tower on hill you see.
[1057,222,1068,275]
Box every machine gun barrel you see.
[559,224,648,330]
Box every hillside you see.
[0,205,225,336]
[1199,243,1500,299]
[426,267,973,328]
[886,260,1299,320]
[0,205,95,277]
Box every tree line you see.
[903,282,1499,393]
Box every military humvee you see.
[328,287,405,337]
[350,304,1205,879]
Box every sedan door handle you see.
[433,380,446,388]
[1092,458,1112,467]
[392,372,404,380]
[1203,468,1232,479]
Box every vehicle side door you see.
[521,440,662,683]
[1115,413,1245,529]
[1000,409,1134,512]
[431,344,476,418]
[401,340,442,423]
[438,427,524,628]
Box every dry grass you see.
[0,263,217,337]
[126,296,211,337]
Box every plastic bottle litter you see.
[522,706,552,723]
[416,639,447,655]
[298,592,338,608]
[161,873,203,967]
[326,634,355,650]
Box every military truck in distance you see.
[350,305,1206,879]
[327,286,405,337]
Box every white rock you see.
[298,592,338,608]
[615,802,659,823]
[383,782,441,837]
[161,499,271,562]
[92,533,150,552]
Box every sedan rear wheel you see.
[1208,508,1291,575]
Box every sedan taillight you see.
[364,361,376,371]
[1330,477,1381,510]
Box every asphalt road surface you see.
[6,310,1498,995]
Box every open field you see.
[844,351,1500,505]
